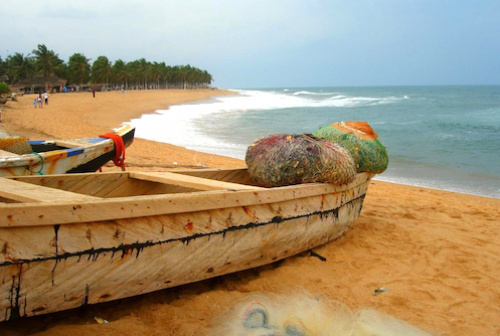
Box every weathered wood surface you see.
[0,150,20,157]
[0,125,134,177]
[0,178,101,203]
[54,140,93,148]
[129,171,264,191]
[0,169,372,321]
[0,171,371,227]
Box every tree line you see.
[0,44,213,91]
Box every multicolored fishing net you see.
[313,121,388,174]
[245,133,356,187]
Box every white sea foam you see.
[292,90,338,96]
[234,90,404,109]
[125,96,246,160]
[125,89,405,160]
[124,86,500,198]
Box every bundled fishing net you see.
[313,121,388,174]
[0,130,32,155]
[210,290,435,336]
[245,133,356,187]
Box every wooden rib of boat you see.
[0,125,135,177]
[0,168,373,321]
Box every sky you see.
[1,0,499,89]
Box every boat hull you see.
[0,125,134,177]
[0,169,371,321]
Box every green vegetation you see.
[31,44,65,91]
[0,44,213,91]
[67,53,91,85]
[0,82,10,95]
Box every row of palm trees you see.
[0,44,213,91]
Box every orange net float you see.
[313,121,388,174]
[333,121,379,140]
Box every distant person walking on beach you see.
[37,94,43,108]
[122,86,125,95]
[33,98,37,108]
[92,89,96,98]
[44,91,49,105]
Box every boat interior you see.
[0,168,260,203]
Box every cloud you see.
[1,0,499,87]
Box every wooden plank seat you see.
[129,171,263,191]
[0,178,101,203]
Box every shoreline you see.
[124,87,500,199]
[1,89,245,169]
[373,175,499,200]
[1,90,500,335]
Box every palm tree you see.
[167,65,182,88]
[202,70,213,87]
[91,56,112,89]
[6,53,34,84]
[122,62,134,89]
[124,60,139,88]
[137,58,149,89]
[149,62,165,89]
[111,59,133,89]
[177,66,186,87]
[5,45,214,92]
[67,53,91,86]
[32,44,64,91]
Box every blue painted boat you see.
[0,125,135,177]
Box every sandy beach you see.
[1,90,499,335]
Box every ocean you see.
[126,86,500,199]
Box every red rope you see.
[99,133,126,171]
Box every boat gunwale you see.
[0,171,373,227]
[0,125,134,167]
[0,140,114,167]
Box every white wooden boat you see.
[0,125,135,177]
[0,168,373,321]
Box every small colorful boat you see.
[0,168,373,320]
[0,125,135,177]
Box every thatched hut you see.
[19,74,67,94]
